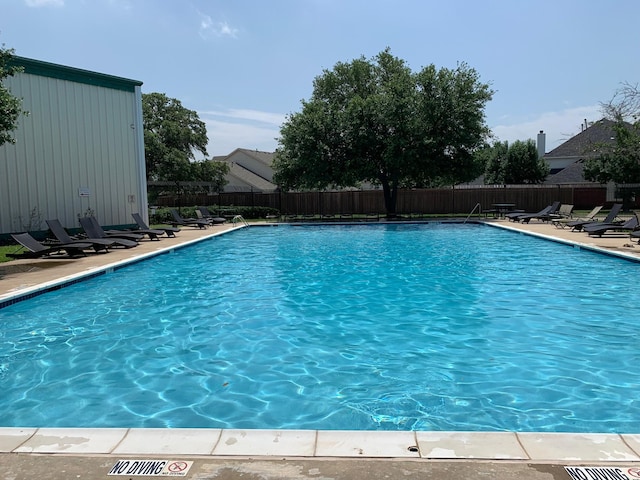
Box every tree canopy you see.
[0,44,27,147]
[273,49,494,215]
[142,92,209,182]
[584,83,640,186]
[481,139,549,184]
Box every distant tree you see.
[192,160,229,193]
[479,141,508,184]
[142,92,209,182]
[273,48,493,216]
[584,83,640,187]
[0,44,27,147]
[482,139,549,184]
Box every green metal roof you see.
[8,56,143,92]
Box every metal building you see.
[0,56,146,235]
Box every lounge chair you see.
[194,209,213,225]
[170,209,209,229]
[553,206,601,229]
[518,201,562,223]
[548,204,574,220]
[569,203,622,231]
[584,213,639,237]
[132,212,179,238]
[46,218,113,253]
[115,214,165,241]
[196,207,227,225]
[78,217,139,248]
[507,201,560,223]
[8,232,93,259]
[87,216,147,241]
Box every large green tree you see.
[142,92,209,182]
[273,49,493,216]
[482,139,549,184]
[0,44,26,147]
[584,83,640,186]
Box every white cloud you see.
[201,108,285,126]
[491,105,604,152]
[198,13,239,39]
[198,108,284,157]
[24,0,63,6]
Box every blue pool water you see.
[1,223,639,432]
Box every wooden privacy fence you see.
[154,184,617,216]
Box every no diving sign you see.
[565,466,640,480]
[108,459,193,477]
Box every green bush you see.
[149,205,280,225]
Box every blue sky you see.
[3,0,640,157]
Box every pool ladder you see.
[464,203,482,223]
[232,215,249,227]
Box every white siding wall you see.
[0,72,146,234]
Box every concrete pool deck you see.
[1,218,639,479]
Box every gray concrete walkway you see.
[0,454,593,480]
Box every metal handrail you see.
[464,203,482,223]
[232,215,249,227]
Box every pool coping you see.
[1,220,640,465]
[1,427,640,462]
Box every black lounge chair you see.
[8,233,92,259]
[170,209,208,229]
[132,213,179,238]
[196,207,227,225]
[569,203,622,231]
[508,201,560,223]
[553,206,602,229]
[78,217,139,248]
[116,214,165,241]
[46,218,112,253]
[584,213,639,237]
[88,217,146,241]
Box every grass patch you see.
[0,244,20,263]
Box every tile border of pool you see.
[2,428,640,462]
[2,221,640,463]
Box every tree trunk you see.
[381,180,398,218]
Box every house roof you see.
[226,162,277,192]
[544,159,589,184]
[226,148,275,166]
[544,119,617,159]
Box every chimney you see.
[537,130,546,158]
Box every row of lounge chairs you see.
[10,209,229,260]
[7,212,202,260]
[506,201,571,224]
[168,208,227,229]
[504,201,640,242]
[552,203,640,240]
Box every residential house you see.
[213,148,277,192]
[543,118,617,183]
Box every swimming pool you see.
[1,223,639,432]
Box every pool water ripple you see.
[1,223,640,431]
